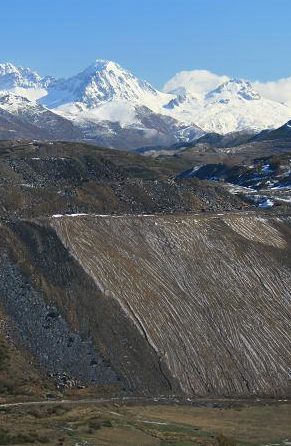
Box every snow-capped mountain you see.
[164,87,201,110]
[163,77,291,134]
[205,79,261,102]
[37,60,204,147]
[0,60,290,149]
[40,60,178,128]
[0,62,203,148]
[0,91,83,140]
[0,62,52,101]
[0,63,42,89]
[200,79,291,133]
[42,60,170,109]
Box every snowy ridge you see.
[0,90,83,140]
[42,60,171,109]
[205,79,261,102]
[40,60,175,129]
[0,91,60,122]
[0,63,52,101]
[0,63,42,89]
[0,60,291,144]
[163,78,291,134]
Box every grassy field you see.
[0,401,291,445]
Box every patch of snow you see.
[262,164,272,172]
[141,420,168,425]
[56,99,138,126]
[276,197,291,203]
[259,199,274,208]
[10,86,47,101]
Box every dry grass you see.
[0,310,51,403]
[0,401,290,445]
[124,403,291,443]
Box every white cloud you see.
[254,77,291,104]
[163,70,229,97]
[163,70,291,105]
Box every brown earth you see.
[0,139,290,402]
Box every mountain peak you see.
[0,90,37,106]
[76,59,141,82]
[207,78,261,101]
[0,62,42,90]
[0,62,19,74]
[1,61,290,139]
[43,59,162,109]
[85,59,123,73]
[164,87,200,109]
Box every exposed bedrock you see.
[51,213,291,397]
[0,222,176,395]
[1,213,291,397]
[0,255,118,388]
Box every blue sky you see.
[1,0,291,87]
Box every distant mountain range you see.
[0,61,290,149]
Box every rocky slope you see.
[175,148,291,209]
[258,119,291,141]
[0,140,291,399]
[146,119,291,171]
[52,213,291,396]
[1,210,291,397]
[180,153,291,190]
[0,92,83,140]
[0,140,246,222]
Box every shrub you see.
[88,418,112,431]
[0,342,8,370]
[269,157,281,170]
[0,378,18,395]
[0,430,10,445]
[0,430,49,444]
[216,433,237,446]
[88,419,102,430]
[46,405,69,416]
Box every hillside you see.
[1,211,291,399]
[0,140,246,222]
[52,212,291,396]
[0,139,291,402]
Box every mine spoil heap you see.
[0,140,291,398]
